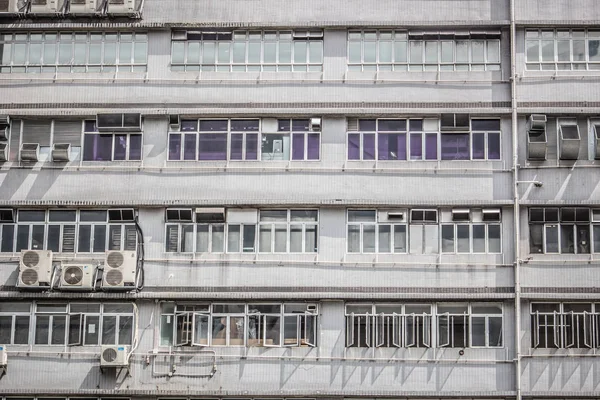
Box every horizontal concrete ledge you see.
[0,286,516,300]
[0,389,519,397]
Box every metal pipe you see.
[509,0,522,399]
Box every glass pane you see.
[1,225,15,252]
[472,41,485,62]
[394,40,407,63]
[77,225,91,252]
[456,40,468,62]
[264,42,276,64]
[227,225,240,252]
[0,316,11,343]
[363,42,376,63]
[84,315,100,345]
[35,315,50,344]
[102,315,116,345]
[203,42,216,64]
[472,224,486,252]
[181,224,194,252]
[441,133,470,160]
[274,225,287,252]
[560,225,575,254]
[393,225,407,253]
[16,225,29,252]
[47,225,60,252]
[305,225,317,252]
[348,41,362,63]
[348,133,360,160]
[290,225,302,252]
[456,225,470,253]
[259,225,272,252]
[211,225,224,252]
[348,225,360,253]
[118,316,133,345]
[545,225,559,253]
[363,133,375,160]
[489,316,503,346]
[14,315,30,344]
[196,225,209,252]
[243,224,256,252]
[378,225,391,253]
[363,225,375,253]
[441,225,454,253]
[409,41,422,63]
[233,42,246,63]
[31,225,44,250]
[51,315,66,345]
[424,41,438,63]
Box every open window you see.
[558,121,580,160]
[191,312,209,346]
[68,313,83,346]
[527,114,547,161]
[174,312,191,346]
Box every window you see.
[441,209,502,254]
[0,32,147,74]
[258,210,318,253]
[168,118,320,162]
[0,302,134,346]
[83,120,142,161]
[346,210,407,253]
[345,303,502,348]
[165,217,256,254]
[529,207,595,254]
[0,209,137,253]
[171,30,323,72]
[348,30,501,72]
[531,303,600,349]
[526,29,600,71]
[160,302,317,347]
[10,119,84,162]
[347,118,501,161]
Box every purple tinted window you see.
[199,120,228,131]
[378,119,407,132]
[441,133,470,160]
[292,133,305,160]
[230,133,243,160]
[358,119,376,131]
[231,120,259,131]
[183,134,196,160]
[180,120,198,131]
[113,134,127,160]
[363,133,376,160]
[348,133,360,160]
[198,133,227,160]
[472,132,485,160]
[410,133,422,160]
[378,133,406,160]
[488,132,501,160]
[83,134,113,161]
[277,119,291,131]
[169,134,181,160]
[246,133,258,160]
[409,119,423,131]
[307,133,320,160]
[84,120,97,132]
[425,133,438,160]
[292,119,310,131]
[129,134,142,160]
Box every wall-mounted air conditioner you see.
[59,263,95,290]
[377,209,407,223]
[17,250,53,289]
[52,143,71,162]
[527,115,547,161]
[102,250,136,290]
[452,209,471,222]
[558,123,580,160]
[310,118,321,131]
[0,0,19,14]
[0,143,7,162]
[100,345,129,367]
[96,113,141,132]
[169,115,180,131]
[482,209,502,222]
[69,0,96,14]
[29,0,58,13]
[261,118,278,133]
[0,345,6,367]
[0,116,9,140]
[20,143,40,162]
[106,0,134,15]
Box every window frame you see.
[346,209,408,254]
[529,207,596,254]
[530,302,600,349]
[525,28,600,71]
[258,209,319,254]
[83,120,143,162]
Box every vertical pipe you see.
[509,0,522,399]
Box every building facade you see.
[0,1,599,400]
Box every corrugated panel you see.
[53,120,83,146]
[21,120,52,145]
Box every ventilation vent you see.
[20,143,40,162]
[347,118,359,131]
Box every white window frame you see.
[346,209,408,254]
[258,209,318,253]
[529,207,596,254]
[531,302,599,349]
[525,28,600,71]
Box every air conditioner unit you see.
[96,113,142,132]
[378,209,407,222]
[69,0,97,14]
[51,143,71,162]
[528,114,547,131]
[106,0,134,14]
[17,250,53,289]
[100,345,129,367]
[0,143,7,162]
[0,0,19,14]
[102,250,136,290]
[59,263,95,290]
[29,0,58,13]
[306,304,318,312]
[261,118,278,133]
[195,207,225,223]
[310,118,322,131]
[20,143,40,162]
[169,115,180,131]
[0,126,8,141]
[0,345,6,367]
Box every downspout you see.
[509,0,522,399]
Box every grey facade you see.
[0,1,598,400]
